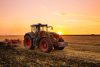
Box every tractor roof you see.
[31,23,48,27]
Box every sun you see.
[57,31,62,35]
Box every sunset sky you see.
[0,0,100,35]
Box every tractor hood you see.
[50,32,62,39]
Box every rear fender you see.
[38,37,46,44]
[24,32,35,39]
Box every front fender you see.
[58,42,68,47]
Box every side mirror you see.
[48,26,53,30]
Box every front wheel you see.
[38,38,53,53]
[54,46,65,50]
[54,38,65,50]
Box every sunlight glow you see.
[57,31,62,35]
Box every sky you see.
[0,0,100,35]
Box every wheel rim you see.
[39,39,48,52]
[25,38,31,49]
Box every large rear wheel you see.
[24,35,34,49]
[38,38,53,53]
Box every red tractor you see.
[24,23,67,53]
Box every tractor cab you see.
[31,23,53,33]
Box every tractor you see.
[24,23,67,53]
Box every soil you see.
[0,44,100,67]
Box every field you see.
[0,35,100,67]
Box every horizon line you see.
[0,34,100,36]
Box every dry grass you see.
[0,44,100,67]
[68,44,100,53]
[0,35,100,67]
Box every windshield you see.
[31,26,48,33]
[31,27,36,32]
[40,27,47,31]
